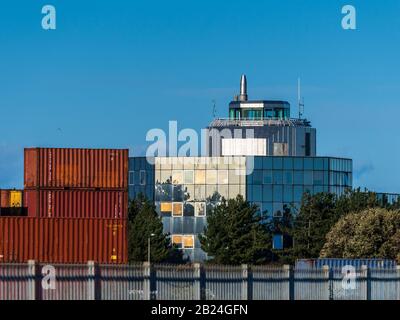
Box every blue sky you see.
[0,0,399,192]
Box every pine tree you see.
[199,195,271,265]
[127,196,183,263]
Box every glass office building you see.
[128,156,353,261]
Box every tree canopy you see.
[199,195,271,265]
[320,207,400,262]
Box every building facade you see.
[128,75,353,261]
[128,155,352,261]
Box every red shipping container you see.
[23,189,128,219]
[0,217,127,264]
[24,148,128,190]
[0,190,10,207]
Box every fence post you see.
[87,261,96,300]
[283,265,294,300]
[27,260,36,300]
[241,264,249,300]
[397,266,400,301]
[143,262,151,300]
[361,265,371,300]
[323,265,332,300]
[193,263,201,300]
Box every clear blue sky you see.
[0,0,399,192]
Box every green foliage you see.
[321,208,400,263]
[291,192,337,259]
[127,194,183,263]
[199,195,271,265]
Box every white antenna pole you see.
[298,77,304,119]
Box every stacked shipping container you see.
[0,148,129,264]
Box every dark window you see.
[305,133,311,156]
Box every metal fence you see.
[0,261,399,300]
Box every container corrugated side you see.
[0,190,11,207]
[24,148,128,189]
[0,217,127,264]
[23,189,127,219]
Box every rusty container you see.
[0,217,127,264]
[24,148,128,190]
[0,190,11,207]
[23,189,127,219]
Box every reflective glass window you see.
[160,202,172,213]
[184,185,194,201]
[293,158,303,170]
[273,185,283,202]
[172,170,183,185]
[273,203,283,217]
[263,170,273,184]
[218,170,228,184]
[314,158,324,170]
[252,185,262,201]
[273,171,283,184]
[294,186,303,202]
[230,185,241,199]
[263,185,273,201]
[194,185,206,200]
[304,158,313,170]
[195,170,206,184]
[273,157,283,169]
[313,171,324,185]
[283,171,293,184]
[229,170,240,184]
[304,171,313,185]
[172,185,184,201]
[195,202,206,217]
[206,170,217,184]
[293,171,303,185]
[253,170,263,185]
[172,203,183,216]
[184,203,195,216]
[283,186,293,202]
[263,203,273,217]
[184,170,194,184]
[129,171,135,186]
[263,157,273,169]
[283,158,293,170]
[160,170,171,184]
[218,185,229,200]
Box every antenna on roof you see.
[212,99,217,119]
[298,77,305,119]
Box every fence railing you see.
[0,261,399,300]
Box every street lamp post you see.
[148,233,155,263]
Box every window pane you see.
[273,157,283,169]
[229,170,240,184]
[283,158,293,170]
[283,171,293,184]
[183,235,194,249]
[304,171,313,185]
[194,185,206,201]
[273,203,283,217]
[304,158,313,170]
[314,158,324,170]
[172,235,183,248]
[129,171,134,186]
[294,158,303,170]
[294,186,303,202]
[172,202,183,216]
[263,170,272,184]
[195,170,206,184]
[206,170,217,184]
[140,170,146,185]
[252,185,262,201]
[184,185,194,201]
[273,171,283,184]
[229,185,241,199]
[263,185,273,201]
[160,202,172,212]
[160,170,171,184]
[253,170,263,185]
[172,170,183,185]
[218,170,228,184]
[195,202,206,217]
[218,185,229,199]
[184,170,194,184]
[283,186,293,202]
[313,171,324,185]
[273,185,283,202]
[263,157,273,169]
[184,202,194,216]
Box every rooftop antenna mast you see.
[212,99,217,119]
[298,77,305,119]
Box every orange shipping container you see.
[0,190,11,207]
[24,148,128,190]
[0,217,127,264]
[23,189,128,219]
